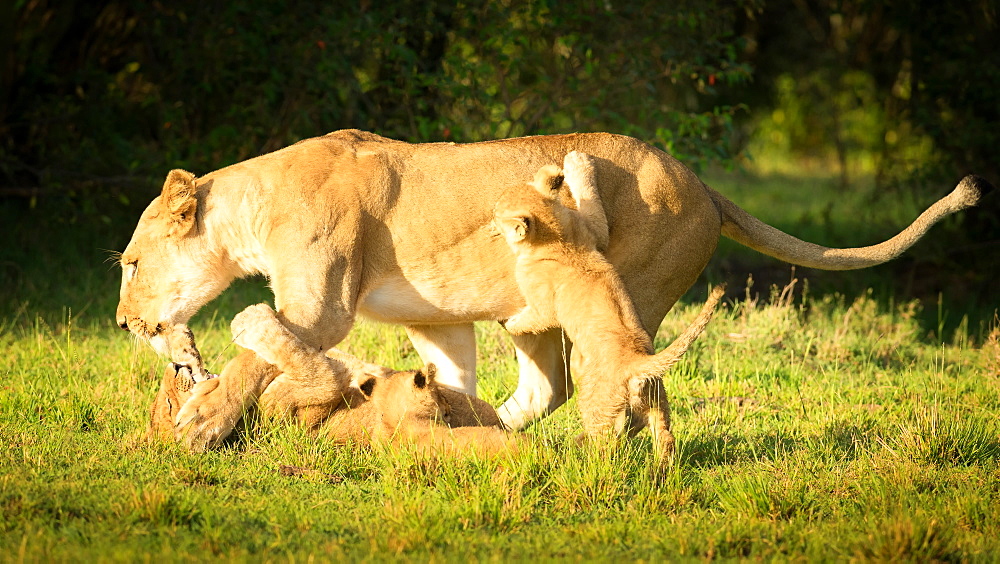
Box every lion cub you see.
[151,304,517,455]
[322,363,521,455]
[494,151,724,460]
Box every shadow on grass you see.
[821,419,879,460]
[678,431,802,468]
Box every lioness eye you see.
[124,261,138,279]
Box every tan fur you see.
[495,154,725,460]
[358,365,519,455]
[149,304,513,454]
[117,129,989,449]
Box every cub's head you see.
[363,364,450,430]
[116,170,232,353]
[148,362,197,441]
[493,164,577,248]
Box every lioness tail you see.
[707,175,993,271]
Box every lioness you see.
[152,304,512,453]
[495,152,724,459]
[117,129,990,450]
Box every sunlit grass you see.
[2,279,998,560]
[2,163,996,559]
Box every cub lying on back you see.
[150,304,516,455]
[494,151,725,460]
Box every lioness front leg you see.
[175,275,359,450]
[231,303,353,419]
[173,349,280,451]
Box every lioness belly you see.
[358,272,523,324]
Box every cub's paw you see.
[501,308,554,336]
[173,363,217,394]
[165,324,212,383]
[562,150,595,187]
[500,313,529,335]
[173,378,241,452]
[173,363,197,393]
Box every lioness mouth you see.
[171,362,218,393]
[123,316,164,340]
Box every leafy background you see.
[1,3,999,560]
[1,0,997,328]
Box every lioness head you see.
[116,170,234,353]
[494,164,580,248]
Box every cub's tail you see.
[640,284,726,377]
[707,175,993,271]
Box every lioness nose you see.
[117,316,129,331]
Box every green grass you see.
[2,169,998,560]
[2,281,999,561]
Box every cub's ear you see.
[413,369,427,389]
[161,169,198,236]
[530,164,564,197]
[359,377,377,398]
[423,363,437,384]
[497,215,531,243]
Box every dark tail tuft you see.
[964,174,995,199]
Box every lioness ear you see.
[359,377,377,398]
[530,164,564,197]
[161,169,198,236]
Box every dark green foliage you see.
[2,0,995,312]
[732,0,999,289]
[0,0,754,204]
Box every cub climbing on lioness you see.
[494,151,725,460]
